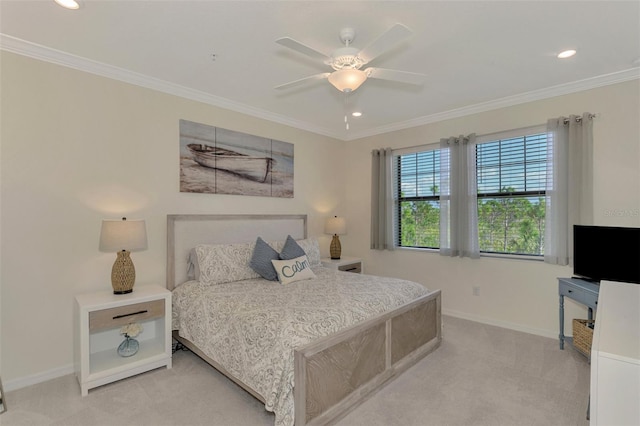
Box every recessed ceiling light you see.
[352,112,362,117]
[557,49,577,59]
[54,0,80,10]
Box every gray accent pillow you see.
[279,235,306,260]
[250,237,280,281]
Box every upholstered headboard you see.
[166,214,307,290]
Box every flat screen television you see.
[573,225,640,284]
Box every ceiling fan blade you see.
[274,73,331,90]
[358,23,413,64]
[365,67,426,86]
[275,37,331,61]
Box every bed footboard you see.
[294,289,442,426]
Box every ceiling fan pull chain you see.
[344,93,350,130]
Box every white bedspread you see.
[172,267,429,426]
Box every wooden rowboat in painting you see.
[187,144,275,183]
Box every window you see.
[395,127,547,256]
[397,148,441,248]
[476,132,546,256]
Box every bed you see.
[167,214,442,426]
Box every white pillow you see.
[195,242,260,285]
[271,255,316,285]
[186,248,200,281]
[295,238,322,267]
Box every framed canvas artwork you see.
[179,119,294,198]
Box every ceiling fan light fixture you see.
[328,69,367,92]
[328,47,364,70]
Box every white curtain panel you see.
[370,148,395,250]
[439,134,479,258]
[544,113,594,266]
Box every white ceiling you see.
[1,1,639,141]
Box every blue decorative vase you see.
[117,336,139,357]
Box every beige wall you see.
[2,49,639,388]
[344,79,640,337]
[0,52,346,385]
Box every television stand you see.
[571,276,599,283]
[558,277,599,350]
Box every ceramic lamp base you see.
[112,250,136,294]
[330,234,342,259]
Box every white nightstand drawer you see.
[89,299,165,332]
[338,263,362,273]
[321,257,363,274]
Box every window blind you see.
[476,131,548,255]
[396,149,441,248]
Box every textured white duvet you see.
[172,267,429,426]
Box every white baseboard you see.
[4,312,560,392]
[443,309,558,340]
[4,364,74,392]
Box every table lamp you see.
[325,216,347,260]
[99,217,147,294]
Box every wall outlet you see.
[473,286,480,296]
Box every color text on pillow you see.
[281,257,311,278]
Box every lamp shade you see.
[99,218,147,252]
[328,69,367,93]
[325,216,347,235]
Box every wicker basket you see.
[572,319,595,357]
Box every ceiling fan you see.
[275,23,426,93]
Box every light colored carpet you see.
[2,316,590,426]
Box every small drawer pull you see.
[345,267,357,271]
[113,310,148,320]
[568,290,573,293]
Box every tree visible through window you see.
[395,130,547,256]
[397,150,440,248]
[476,133,547,255]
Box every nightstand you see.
[74,285,172,396]
[321,256,363,273]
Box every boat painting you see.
[187,144,275,183]
[179,120,294,198]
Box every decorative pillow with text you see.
[271,255,316,285]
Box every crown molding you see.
[346,67,640,141]
[3,34,638,142]
[0,34,343,140]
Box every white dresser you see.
[590,280,640,425]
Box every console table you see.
[558,277,599,350]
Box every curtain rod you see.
[388,113,597,154]
[563,113,596,124]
